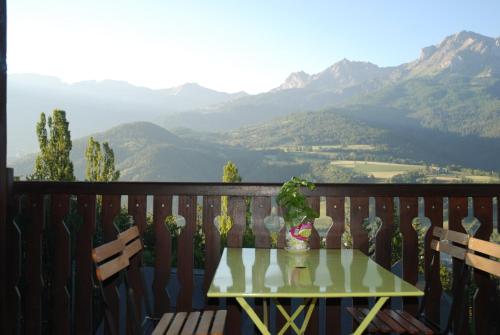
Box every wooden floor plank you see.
[377,310,406,333]
[360,308,391,333]
[152,313,175,335]
[397,310,434,335]
[346,307,378,333]
[166,312,188,335]
[195,311,215,335]
[181,312,201,335]
[210,310,227,335]
[385,310,419,334]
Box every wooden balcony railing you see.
[5,175,500,334]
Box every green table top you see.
[207,248,423,298]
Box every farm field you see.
[330,160,500,183]
[331,160,423,179]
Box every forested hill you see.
[219,106,500,170]
[11,116,500,182]
[11,122,308,182]
[347,75,500,138]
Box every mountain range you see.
[7,75,246,157]
[159,31,500,133]
[9,30,500,181]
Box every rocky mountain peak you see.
[274,71,311,91]
[410,31,500,76]
[168,82,205,96]
[326,59,380,75]
[275,59,390,92]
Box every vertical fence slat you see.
[305,197,320,335]
[251,197,271,334]
[152,195,172,316]
[325,196,344,335]
[275,204,290,334]
[472,197,494,335]
[227,196,247,248]
[399,197,419,314]
[25,194,44,335]
[252,196,271,248]
[226,196,246,334]
[7,218,21,335]
[127,195,146,334]
[177,195,196,312]
[307,196,321,249]
[203,195,221,308]
[448,197,468,335]
[349,197,369,332]
[101,195,120,334]
[75,194,97,335]
[375,197,394,313]
[375,197,394,270]
[277,202,287,248]
[325,197,345,249]
[51,194,71,335]
[6,176,21,335]
[424,197,443,324]
[350,197,369,252]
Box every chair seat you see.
[152,310,227,335]
[346,307,434,335]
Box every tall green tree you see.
[30,110,75,181]
[85,137,120,181]
[219,161,242,236]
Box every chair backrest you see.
[118,225,155,330]
[92,238,130,335]
[92,238,129,282]
[419,227,470,332]
[92,226,145,335]
[119,225,143,260]
[466,237,500,277]
[430,226,469,260]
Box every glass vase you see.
[284,218,313,253]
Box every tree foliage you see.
[276,176,318,227]
[85,137,120,181]
[222,160,242,183]
[219,161,242,236]
[30,110,75,181]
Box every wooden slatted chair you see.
[465,235,500,334]
[347,226,470,334]
[465,236,500,277]
[118,226,227,335]
[92,237,133,335]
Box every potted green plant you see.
[276,177,319,252]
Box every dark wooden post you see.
[399,197,419,315]
[325,196,345,335]
[0,0,7,327]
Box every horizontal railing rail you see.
[13,181,500,196]
[5,179,500,335]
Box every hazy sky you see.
[7,0,500,94]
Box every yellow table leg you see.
[235,297,271,335]
[275,298,317,335]
[276,300,303,335]
[352,296,389,335]
[300,298,317,334]
[263,298,269,328]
